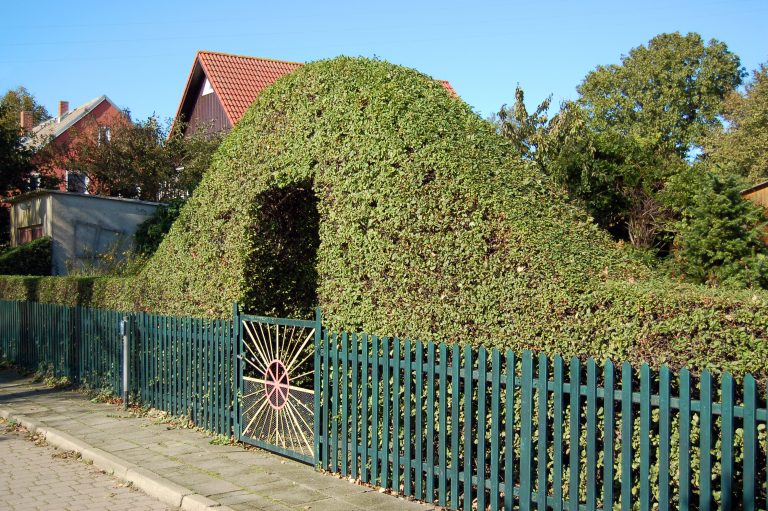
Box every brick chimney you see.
[19,111,33,132]
[58,100,69,118]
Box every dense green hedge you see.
[0,275,135,309]
[0,57,766,379]
[0,237,52,276]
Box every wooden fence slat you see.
[360,333,369,482]
[640,364,650,511]
[392,337,401,490]
[586,358,597,511]
[742,374,756,511]
[568,357,580,511]
[621,362,632,511]
[371,335,380,485]
[351,332,360,480]
[554,356,565,511]
[404,340,412,496]
[721,373,734,511]
[450,344,461,510]
[438,342,448,507]
[341,332,349,476]
[426,342,436,502]
[332,332,340,474]
[603,361,615,511]
[520,351,534,511]
[382,336,391,489]
[476,347,487,511]
[700,370,713,511]
[658,365,671,511]
[322,329,331,470]
[463,345,473,511]
[415,341,424,500]
[490,349,501,511]
[679,369,691,510]
[537,354,549,511]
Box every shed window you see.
[18,224,43,244]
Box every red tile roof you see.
[196,51,303,124]
[175,50,458,129]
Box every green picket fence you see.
[0,300,237,437]
[3,299,768,510]
[133,310,237,436]
[317,331,768,511]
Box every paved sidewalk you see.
[0,369,432,511]
[0,418,172,511]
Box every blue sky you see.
[1,0,766,123]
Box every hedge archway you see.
[135,57,768,377]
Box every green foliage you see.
[134,199,185,256]
[0,237,51,275]
[63,115,223,202]
[496,33,743,250]
[703,64,768,184]
[0,57,767,380]
[0,274,135,310]
[674,174,768,288]
[0,86,50,132]
[0,102,36,243]
[577,32,743,157]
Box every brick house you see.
[173,50,457,137]
[21,96,125,193]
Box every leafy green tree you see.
[578,32,743,157]
[497,33,743,249]
[165,121,225,198]
[703,64,768,184]
[0,103,37,243]
[0,87,50,132]
[65,112,169,200]
[674,173,768,288]
[63,114,223,201]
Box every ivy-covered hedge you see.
[0,57,766,380]
[0,275,135,309]
[0,237,52,276]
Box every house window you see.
[66,170,89,194]
[98,126,111,144]
[28,171,41,190]
[18,224,43,244]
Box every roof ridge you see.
[196,50,303,66]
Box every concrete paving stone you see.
[0,369,433,511]
[191,478,243,497]
[207,490,264,505]
[299,497,365,511]
[268,485,329,506]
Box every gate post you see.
[313,307,322,469]
[233,302,241,441]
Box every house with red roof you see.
[173,51,457,137]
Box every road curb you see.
[0,405,234,511]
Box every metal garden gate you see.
[236,312,320,464]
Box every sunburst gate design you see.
[240,319,315,459]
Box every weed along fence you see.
[1,300,767,510]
